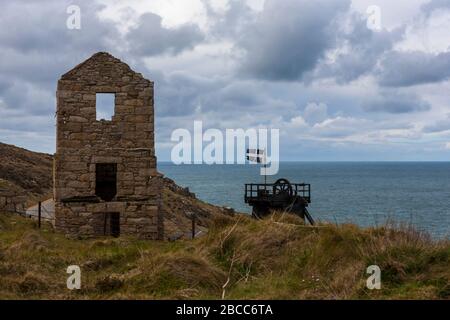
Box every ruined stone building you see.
[54,52,163,239]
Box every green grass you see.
[0,212,448,299]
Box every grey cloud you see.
[127,13,204,56]
[0,77,13,93]
[318,14,404,83]
[237,0,351,81]
[227,0,402,85]
[155,71,226,117]
[363,91,431,113]
[195,81,298,124]
[0,0,122,145]
[0,0,447,161]
[0,0,205,152]
[423,115,450,133]
[202,0,255,39]
[0,1,118,54]
[376,51,450,87]
[421,0,450,16]
[303,102,328,125]
[0,1,122,89]
[154,71,297,125]
[0,1,66,53]
[0,81,55,116]
[219,83,262,106]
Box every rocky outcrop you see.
[161,177,235,239]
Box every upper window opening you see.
[96,93,115,121]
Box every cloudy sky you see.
[1,0,450,161]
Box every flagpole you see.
[246,148,267,185]
[264,164,267,185]
[262,151,267,186]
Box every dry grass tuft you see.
[6,231,50,255]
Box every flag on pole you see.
[246,148,266,164]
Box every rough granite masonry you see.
[54,52,163,240]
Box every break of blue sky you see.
[1,0,450,161]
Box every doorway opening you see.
[94,212,120,237]
[95,163,117,201]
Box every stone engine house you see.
[54,52,163,239]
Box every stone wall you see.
[0,179,26,213]
[55,200,161,239]
[54,52,163,239]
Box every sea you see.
[159,162,450,239]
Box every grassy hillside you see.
[0,212,448,300]
[0,142,53,201]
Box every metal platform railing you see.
[244,183,311,203]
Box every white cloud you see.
[290,116,308,128]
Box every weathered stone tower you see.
[54,52,163,239]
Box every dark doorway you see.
[105,212,120,237]
[94,212,120,237]
[95,163,117,201]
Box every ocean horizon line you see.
[157,160,450,164]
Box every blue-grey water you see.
[159,162,450,239]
